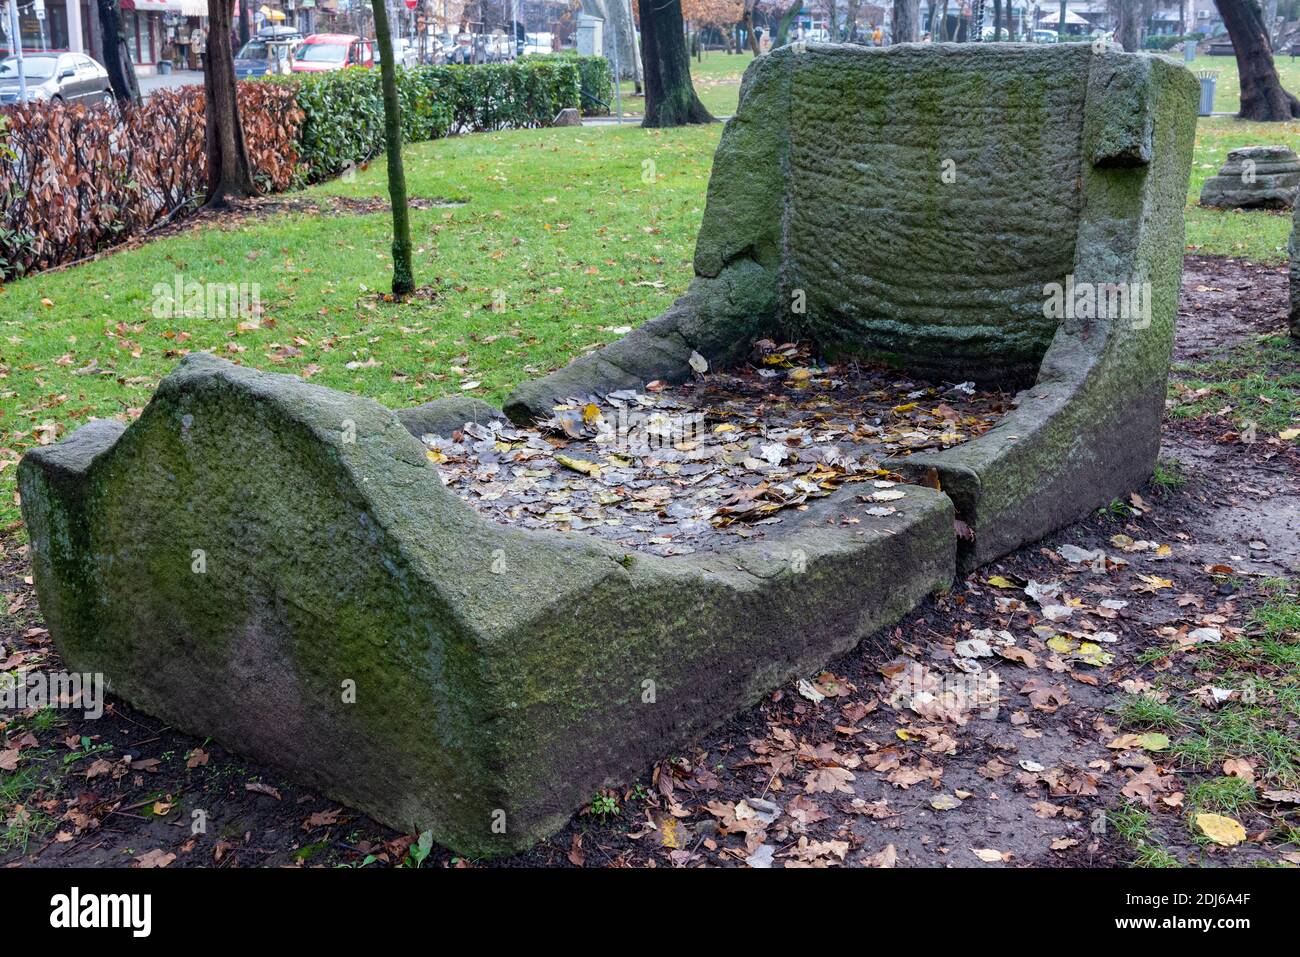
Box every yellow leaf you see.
[1136,732,1170,752]
[1076,642,1114,667]
[1195,813,1246,846]
[1138,574,1173,590]
[1047,635,1078,654]
[555,454,601,478]
[1280,429,1300,442]
[425,449,447,464]
[582,403,603,426]
[987,575,1017,589]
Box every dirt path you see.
[1,256,1296,869]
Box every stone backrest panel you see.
[786,45,1093,383]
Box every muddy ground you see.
[1,255,1296,868]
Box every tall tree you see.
[1109,0,1150,50]
[1057,0,1067,38]
[371,0,415,295]
[991,0,1000,38]
[639,0,715,127]
[204,0,256,206]
[1215,0,1300,119]
[775,0,801,43]
[893,0,918,41]
[96,0,141,105]
[239,0,251,46]
[742,0,762,53]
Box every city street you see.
[137,69,205,96]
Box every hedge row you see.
[1,84,301,279]
[272,58,584,182]
[2,58,590,278]
[524,53,613,117]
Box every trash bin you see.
[158,60,173,75]
[1196,70,1217,117]
[1184,39,1196,63]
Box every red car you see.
[291,34,375,72]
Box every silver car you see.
[0,52,113,106]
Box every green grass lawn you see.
[612,50,754,117]
[0,51,1296,532]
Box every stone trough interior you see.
[18,43,1200,858]
[428,345,1014,557]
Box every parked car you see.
[1030,29,1060,43]
[483,31,512,62]
[387,36,419,68]
[445,32,474,64]
[0,52,112,106]
[521,32,554,55]
[234,26,305,78]
[291,34,375,72]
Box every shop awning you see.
[1036,8,1090,24]
[178,0,209,14]
[121,0,188,11]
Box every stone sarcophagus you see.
[20,44,1198,858]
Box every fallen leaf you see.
[1195,813,1246,847]
[133,849,176,869]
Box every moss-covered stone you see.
[21,354,954,857]
[1290,198,1300,339]
[20,44,1200,858]
[508,43,1198,569]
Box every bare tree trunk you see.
[1057,0,1067,38]
[937,0,949,39]
[776,0,801,44]
[239,0,250,46]
[893,0,919,41]
[638,0,715,127]
[991,0,1001,38]
[96,0,141,105]
[370,0,414,295]
[1006,0,1015,39]
[633,3,644,94]
[1114,0,1142,51]
[743,2,762,53]
[1216,0,1300,119]
[826,0,839,40]
[204,0,257,207]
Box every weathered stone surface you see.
[1291,200,1300,339]
[395,395,504,438]
[552,107,581,127]
[508,43,1198,569]
[21,353,954,857]
[20,44,1199,859]
[1199,145,1300,209]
